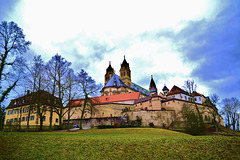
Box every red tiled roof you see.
[192,91,202,96]
[167,85,189,96]
[68,92,140,107]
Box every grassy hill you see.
[0,128,239,159]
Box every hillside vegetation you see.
[0,128,239,160]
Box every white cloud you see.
[13,0,220,95]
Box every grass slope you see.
[0,128,240,160]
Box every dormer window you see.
[172,90,175,92]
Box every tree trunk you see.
[26,106,31,131]
[49,107,53,130]
[67,108,70,131]
[39,114,43,131]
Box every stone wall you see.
[64,117,120,128]
[128,110,176,127]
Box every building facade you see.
[5,90,62,127]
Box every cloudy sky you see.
[1,0,239,102]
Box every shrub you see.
[149,122,154,128]
[136,116,142,126]
[98,125,114,129]
[114,121,120,128]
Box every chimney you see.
[27,90,30,95]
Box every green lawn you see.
[0,128,239,160]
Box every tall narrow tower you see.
[105,61,114,85]
[149,75,158,95]
[119,56,131,87]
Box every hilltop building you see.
[65,57,223,128]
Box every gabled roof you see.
[192,91,202,96]
[167,85,189,96]
[68,92,140,107]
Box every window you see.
[23,107,27,113]
[14,118,17,123]
[31,116,34,120]
[194,98,197,101]
[8,110,11,115]
[11,110,15,114]
[26,116,28,121]
[11,119,13,123]
[172,96,175,98]
[32,107,35,112]
[56,118,58,123]
[43,116,46,121]
[7,119,10,123]
[199,97,201,101]
[16,109,19,114]
[22,117,25,122]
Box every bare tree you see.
[221,97,240,131]
[25,55,47,131]
[0,21,31,104]
[183,79,197,96]
[64,69,78,131]
[0,105,5,130]
[77,69,102,129]
[208,94,222,133]
[46,54,71,129]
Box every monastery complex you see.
[65,57,223,128]
[4,57,223,128]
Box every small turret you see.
[162,84,169,96]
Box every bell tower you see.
[120,56,131,87]
[105,61,114,85]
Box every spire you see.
[149,75,158,93]
[121,56,129,69]
[106,61,114,73]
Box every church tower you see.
[149,75,158,95]
[105,61,114,85]
[120,56,132,87]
